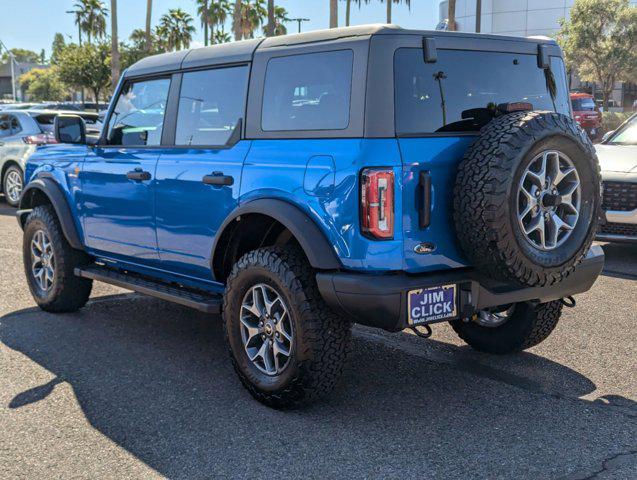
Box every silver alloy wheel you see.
[5,169,23,204]
[475,305,515,328]
[31,229,55,292]
[240,283,293,376]
[517,150,581,251]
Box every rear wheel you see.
[3,164,23,207]
[223,246,351,408]
[23,205,93,312]
[450,301,563,354]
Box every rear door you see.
[393,46,571,273]
[81,77,171,263]
[154,65,250,280]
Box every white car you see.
[595,113,637,243]
[0,110,101,206]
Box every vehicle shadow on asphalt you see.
[1,294,635,479]
[0,199,16,217]
[599,242,637,280]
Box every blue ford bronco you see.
[17,25,604,408]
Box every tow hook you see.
[409,324,433,338]
[560,296,577,308]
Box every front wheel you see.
[23,205,93,312]
[450,301,563,354]
[223,246,351,409]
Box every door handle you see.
[202,172,234,186]
[126,169,151,181]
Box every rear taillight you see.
[23,134,57,145]
[360,168,394,240]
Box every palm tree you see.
[266,0,275,37]
[110,0,120,90]
[236,0,266,40]
[273,6,288,35]
[72,0,109,44]
[342,0,371,27]
[448,0,457,31]
[232,0,243,41]
[330,0,338,28]
[145,0,153,52]
[204,0,232,44]
[196,0,210,46]
[212,30,232,44]
[156,8,196,51]
[383,0,410,24]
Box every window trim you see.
[170,63,251,149]
[392,47,570,137]
[98,74,173,148]
[260,49,355,133]
[246,37,368,140]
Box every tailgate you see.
[398,137,474,273]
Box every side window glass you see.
[175,66,249,146]
[106,78,171,146]
[10,116,22,135]
[0,115,10,138]
[261,50,354,131]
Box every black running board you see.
[75,266,222,314]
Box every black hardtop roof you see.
[124,24,557,78]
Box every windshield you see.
[394,49,570,135]
[608,115,637,145]
[571,97,596,111]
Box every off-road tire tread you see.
[454,111,601,287]
[23,205,92,312]
[451,301,563,354]
[223,246,351,409]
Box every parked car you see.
[0,110,101,206]
[0,103,38,112]
[596,113,637,242]
[17,25,603,408]
[570,92,601,139]
[30,102,84,111]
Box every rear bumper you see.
[317,245,605,332]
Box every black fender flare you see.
[212,198,342,272]
[17,175,84,250]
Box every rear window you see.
[394,49,570,135]
[571,97,596,111]
[261,50,353,131]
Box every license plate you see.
[408,284,458,325]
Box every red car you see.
[570,93,602,139]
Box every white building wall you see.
[440,0,637,37]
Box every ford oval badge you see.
[414,242,436,254]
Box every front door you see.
[154,65,250,280]
[80,77,171,264]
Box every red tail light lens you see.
[23,134,57,145]
[360,168,394,240]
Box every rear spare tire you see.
[454,111,601,287]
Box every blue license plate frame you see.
[407,284,458,325]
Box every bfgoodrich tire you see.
[23,205,93,312]
[454,111,601,287]
[451,301,563,354]
[223,246,351,409]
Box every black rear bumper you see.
[316,245,605,332]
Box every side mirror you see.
[54,115,86,144]
[601,130,614,143]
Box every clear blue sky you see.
[0,0,438,57]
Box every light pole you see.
[0,38,17,101]
[288,17,310,34]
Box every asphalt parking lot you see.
[0,199,635,480]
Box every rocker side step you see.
[75,266,222,314]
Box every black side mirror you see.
[54,115,86,144]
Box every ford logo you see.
[414,242,436,254]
